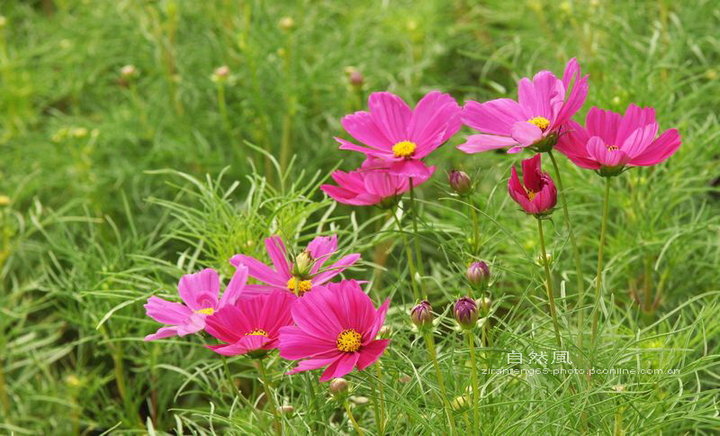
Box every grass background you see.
[1,0,719,434]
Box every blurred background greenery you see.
[1,0,719,433]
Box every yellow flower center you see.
[287,277,312,296]
[195,307,215,315]
[607,145,619,151]
[527,190,537,201]
[245,329,268,336]
[336,329,362,353]
[527,116,550,131]
[392,140,417,158]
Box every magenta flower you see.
[336,91,461,178]
[230,235,360,297]
[321,159,434,207]
[143,266,247,341]
[459,58,588,154]
[508,154,557,216]
[204,291,296,356]
[555,104,682,176]
[278,280,391,381]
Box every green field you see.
[1,0,719,434]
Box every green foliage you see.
[1,0,719,434]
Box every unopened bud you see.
[211,65,230,83]
[378,325,392,338]
[454,297,478,329]
[120,64,138,79]
[277,405,294,414]
[477,297,492,313]
[410,300,433,329]
[398,374,412,383]
[329,378,349,397]
[278,16,295,31]
[466,261,490,287]
[448,170,472,195]
[291,250,314,277]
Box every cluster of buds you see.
[448,170,472,196]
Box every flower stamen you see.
[287,277,313,296]
[527,116,550,131]
[392,140,417,158]
[336,329,362,352]
[607,145,619,151]
[245,329,268,336]
[195,307,215,315]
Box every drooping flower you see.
[336,91,462,178]
[230,235,360,297]
[204,290,295,356]
[508,154,557,216]
[555,104,682,176]
[321,159,434,207]
[143,266,247,341]
[278,280,390,381]
[459,58,588,154]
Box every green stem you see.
[257,359,281,435]
[216,84,232,135]
[408,180,426,297]
[537,218,563,348]
[374,364,386,434]
[591,178,612,346]
[548,151,585,343]
[423,332,457,434]
[465,330,480,431]
[343,401,364,436]
[469,200,480,254]
[392,208,420,300]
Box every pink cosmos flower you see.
[508,154,557,216]
[143,266,248,341]
[320,159,434,206]
[278,280,390,381]
[555,104,682,176]
[459,58,588,154]
[336,91,462,178]
[204,290,296,356]
[230,235,360,297]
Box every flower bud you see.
[448,170,472,195]
[329,378,349,397]
[278,405,295,414]
[291,250,314,278]
[410,300,433,329]
[508,154,557,216]
[477,296,492,313]
[211,65,230,83]
[454,297,478,329]
[120,64,138,79]
[466,261,490,287]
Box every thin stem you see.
[591,178,612,346]
[465,330,480,431]
[537,218,563,349]
[469,199,480,254]
[216,84,232,136]
[391,207,420,300]
[256,359,281,436]
[408,180,426,297]
[423,332,457,434]
[548,151,585,344]
[374,364,386,434]
[343,401,364,436]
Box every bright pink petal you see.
[407,91,461,151]
[230,254,287,287]
[511,121,543,147]
[357,339,391,370]
[286,356,339,375]
[368,92,412,143]
[457,134,518,153]
[364,299,390,344]
[312,254,361,285]
[341,111,392,150]
[629,129,681,166]
[204,305,253,343]
[518,72,563,120]
[177,269,220,311]
[207,335,272,356]
[553,58,588,127]
[620,123,659,158]
[144,326,180,341]
[218,265,248,307]
[336,137,396,159]
[385,160,436,178]
[290,285,345,340]
[278,326,337,360]
[320,352,360,381]
[144,296,192,325]
[587,136,629,167]
[462,98,526,135]
[265,236,291,279]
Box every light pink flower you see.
[459,58,588,154]
[204,291,296,356]
[230,235,360,297]
[555,104,682,176]
[143,266,247,341]
[321,159,434,206]
[508,154,557,216]
[337,91,461,178]
[278,280,390,381]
